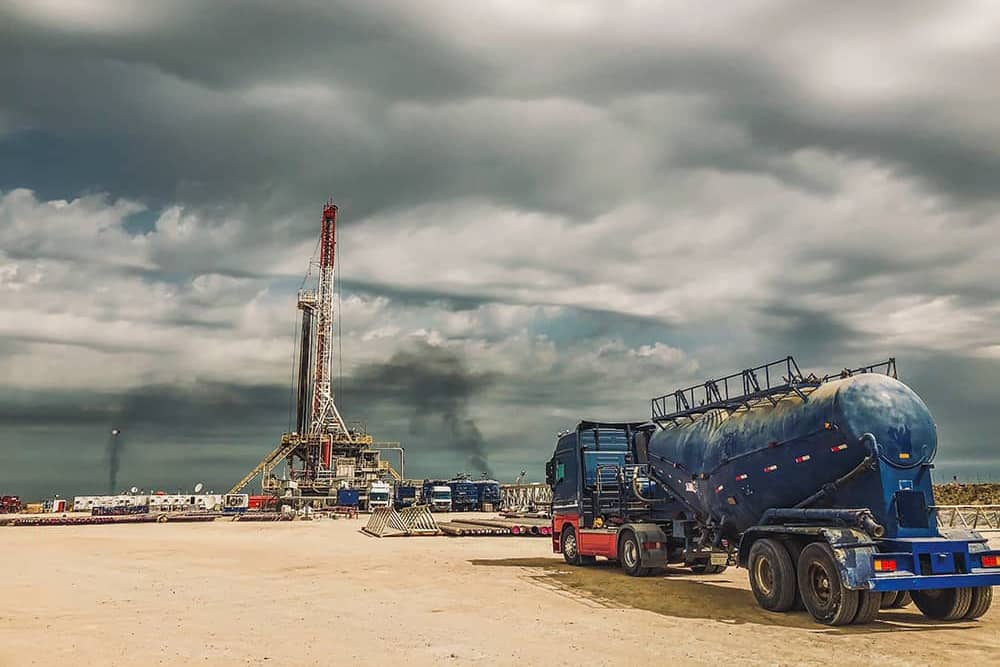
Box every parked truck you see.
[547,357,1000,626]
[368,481,393,511]
[422,481,453,512]
[394,484,419,509]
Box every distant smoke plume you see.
[350,342,495,476]
[107,427,124,494]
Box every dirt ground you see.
[1,514,998,666]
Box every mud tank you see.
[548,357,1000,626]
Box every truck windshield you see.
[370,493,389,501]
[432,492,450,500]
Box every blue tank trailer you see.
[547,357,1000,625]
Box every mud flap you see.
[626,523,669,568]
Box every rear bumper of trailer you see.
[870,571,1000,591]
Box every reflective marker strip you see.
[794,455,811,463]
[735,473,748,481]
[763,465,778,473]
[831,444,848,452]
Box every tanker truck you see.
[547,357,1000,626]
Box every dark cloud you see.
[2,1,1000,498]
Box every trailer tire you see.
[748,538,797,612]
[852,590,881,625]
[912,587,973,621]
[963,586,992,620]
[618,530,647,577]
[881,590,911,609]
[797,542,859,626]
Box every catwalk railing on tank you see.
[651,356,897,423]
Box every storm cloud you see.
[2,1,1000,498]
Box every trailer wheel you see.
[852,591,881,625]
[561,525,582,566]
[881,590,911,609]
[618,530,648,577]
[748,538,797,612]
[964,586,993,620]
[797,542,859,626]
[912,587,973,621]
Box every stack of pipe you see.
[437,516,553,537]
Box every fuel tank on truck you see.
[645,372,937,539]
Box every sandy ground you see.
[1,514,998,666]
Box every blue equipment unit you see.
[473,480,501,510]
[448,479,479,512]
[336,488,360,507]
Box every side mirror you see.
[545,460,555,486]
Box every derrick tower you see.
[228,200,401,502]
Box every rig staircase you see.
[228,437,300,495]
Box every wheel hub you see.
[623,540,638,568]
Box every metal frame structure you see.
[651,356,897,424]
[935,505,1000,533]
[229,200,401,500]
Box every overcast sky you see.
[2,1,999,499]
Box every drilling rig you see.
[229,200,401,506]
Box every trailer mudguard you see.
[622,523,670,568]
[738,525,877,590]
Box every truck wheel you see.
[852,590,881,625]
[618,530,648,577]
[881,591,911,609]
[561,526,582,566]
[797,542,859,625]
[748,538,797,612]
[912,587,973,621]
[964,586,993,620]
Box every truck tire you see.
[618,530,649,577]
[748,538,797,612]
[797,542,859,626]
[963,586,992,620]
[561,525,583,566]
[852,590,881,625]
[881,590,911,609]
[912,587,973,621]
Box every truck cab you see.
[547,421,728,575]
[429,486,452,512]
[368,481,392,511]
